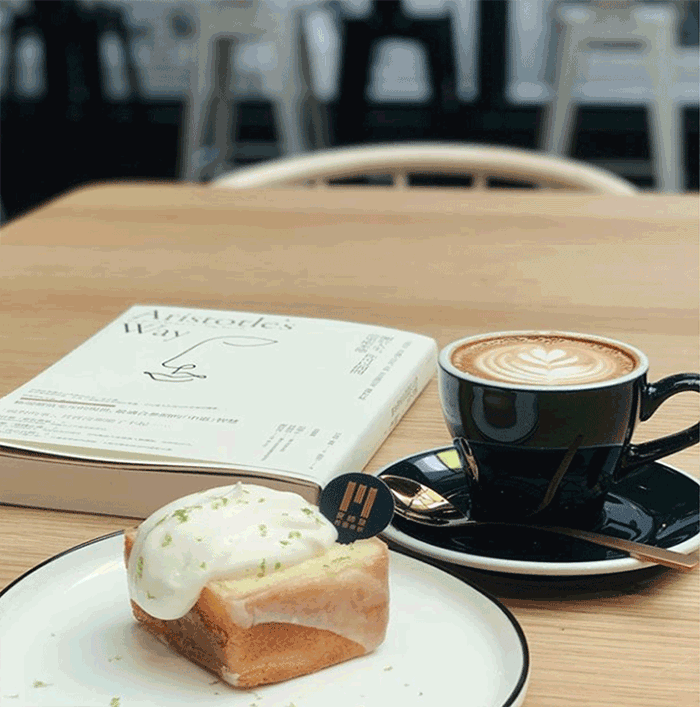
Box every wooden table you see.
[1,183,698,707]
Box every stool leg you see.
[272,98,308,155]
[210,38,238,179]
[269,13,313,156]
[308,93,331,149]
[642,7,683,192]
[298,16,331,149]
[181,23,221,182]
[181,84,210,181]
[648,100,683,193]
[542,9,589,155]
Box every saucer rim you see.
[375,448,700,576]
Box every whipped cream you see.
[127,483,338,620]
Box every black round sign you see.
[319,473,395,544]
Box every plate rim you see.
[375,448,700,576]
[0,531,530,707]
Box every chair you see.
[541,0,697,192]
[210,142,639,194]
[180,0,330,182]
[333,0,462,143]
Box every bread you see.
[123,484,389,688]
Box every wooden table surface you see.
[1,182,698,707]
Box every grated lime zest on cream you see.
[127,483,337,620]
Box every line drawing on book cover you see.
[143,336,277,382]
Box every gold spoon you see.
[381,474,698,571]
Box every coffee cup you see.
[438,331,699,524]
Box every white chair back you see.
[211,142,639,194]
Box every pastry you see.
[124,483,389,688]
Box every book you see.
[0,305,437,517]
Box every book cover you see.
[0,305,437,517]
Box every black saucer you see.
[378,446,699,573]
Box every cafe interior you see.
[1,0,698,221]
[0,3,698,707]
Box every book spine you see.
[327,341,437,477]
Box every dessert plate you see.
[0,533,529,707]
[377,447,700,576]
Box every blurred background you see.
[1,0,698,221]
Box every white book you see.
[0,305,436,517]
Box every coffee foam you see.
[450,334,638,386]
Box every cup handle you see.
[619,373,700,476]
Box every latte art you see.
[475,345,622,385]
[451,335,638,386]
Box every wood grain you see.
[1,183,698,706]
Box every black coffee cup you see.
[438,331,699,524]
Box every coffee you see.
[450,333,638,386]
[439,331,699,522]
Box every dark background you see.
[1,0,698,223]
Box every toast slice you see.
[124,527,389,688]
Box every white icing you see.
[127,483,338,620]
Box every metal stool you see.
[541,1,690,192]
[334,0,459,143]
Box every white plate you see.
[0,533,529,707]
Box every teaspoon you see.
[381,474,698,571]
